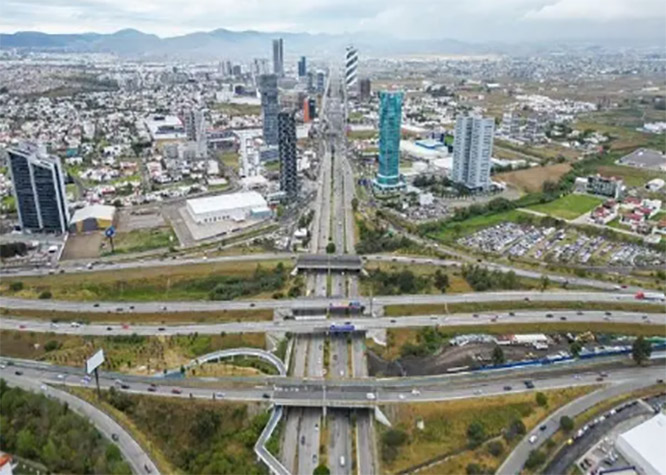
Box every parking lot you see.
[458,222,666,267]
[545,393,666,475]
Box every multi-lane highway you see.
[0,290,655,316]
[2,310,661,336]
[3,357,664,408]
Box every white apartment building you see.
[452,116,495,190]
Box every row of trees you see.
[356,220,416,254]
[0,380,131,474]
[208,263,287,300]
[461,264,521,291]
[364,268,440,296]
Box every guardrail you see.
[254,406,290,475]
[188,348,286,376]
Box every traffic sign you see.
[105,226,116,238]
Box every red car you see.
[171,388,182,394]
[122,324,130,330]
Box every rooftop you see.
[187,191,267,215]
[616,413,666,475]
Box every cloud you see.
[0,0,664,40]
[523,0,664,21]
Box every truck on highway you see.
[330,324,355,333]
[635,291,665,301]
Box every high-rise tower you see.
[345,46,358,90]
[372,91,405,193]
[278,111,299,200]
[8,142,69,233]
[452,115,495,190]
[258,74,279,147]
[272,38,284,77]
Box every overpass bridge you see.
[294,254,363,272]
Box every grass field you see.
[527,194,603,220]
[496,163,572,193]
[597,164,666,187]
[385,301,666,317]
[219,151,240,172]
[574,120,666,153]
[347,129,377,140]
[377,386,594,474]
[215,102,261,116]
[0,307,272,324]
[102,226,176,255]
[1,259,292,301]
[0,330,265,374]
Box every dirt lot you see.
[117,206,165,232]
[496,163,572,193]
[60,233,103,260]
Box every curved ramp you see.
[188,348,287,376]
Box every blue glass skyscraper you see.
[373,91,405,193]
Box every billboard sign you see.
[85,349,105,374]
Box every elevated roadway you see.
[2,310,662,336]
[0,290,654,315]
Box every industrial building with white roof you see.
[186,191,271,224]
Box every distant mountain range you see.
[0,28,488,60]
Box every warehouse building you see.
[616,413,666,475]
[68,204,116,233]
[186,191,271,224]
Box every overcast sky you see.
[1,0,664,42]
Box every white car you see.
[56,374,65,380]
[411,388,421,396]
[398,394,406,400]
[529,434,538,444]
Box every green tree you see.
[466,463,489,475]
[632,336,652,365]
[525,450,546,470]
[351,197,359,212]
[535,392,548,407]
[39,290,52,299]
[467,420,486,448]
[16,428,38,458]
[326,242,336,254]
[569,341,583,357]
[9,281,23,291]
[434,270,449,292]
[491,346,505,365]
[560,415,574,432]
[486,440,504,457]
[313,464,331,475]
[539,275,550,291]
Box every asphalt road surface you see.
[2,373,159,475]
[2,310,662,336]
[0,290,654,316]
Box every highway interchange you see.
[1,71,665,475]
